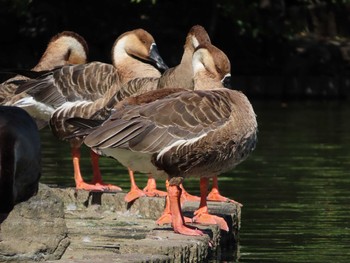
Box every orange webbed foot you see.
[94,183,122,192]
[76,181,107,191]
[207,190,243,207]
[180,184,200,204]
[181,192,200,203]
[173,224,204,236]
[156,212,192,225]
[143,177,167,197]
[124,188,146,203]
[156,213,171,225]
[144,189,167,197]
[167,184,204,236]
[193,207,229,232]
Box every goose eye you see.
[215,66,222,75]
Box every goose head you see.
[35,31,88,71]
[192,43,232,90]
[112,28,168,73]
[186,25,211,51]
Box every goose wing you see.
[15,62,120,109]
[85,89,232,154]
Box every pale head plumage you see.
[35,31,88,70]
[186,25,211,51]
[112,28,156,64]
[111,28,168,78]
[192,43,231,90]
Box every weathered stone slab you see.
[0,184,241,262]
[0,184,69,262]
[49,253,172,263]
[119,226,219,263]
[49,188,166,220]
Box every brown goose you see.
[0,31,88,128]
[0,106,41,215]
[68,44,256,234]
[15,28,168,192]
[155,43,232,228]
[78,83,257,236]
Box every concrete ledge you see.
[51,187,241,262]
[1,185,241,262]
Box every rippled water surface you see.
[40,100,350,262]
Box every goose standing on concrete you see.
[155,42,234,227]
[0,106,41,215]
[14,29,168,192]
[1,31,88,129]
[68,44,257,235]
[104,25,212,202]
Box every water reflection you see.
[40,100,350,263]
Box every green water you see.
[40,100,350,263]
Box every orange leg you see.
[124,168,146,203]
[192,177,229,231]
[143,176,167,197]
[168,184,203,236]
[207,176,242,207]
[72,146,106,191]
[90,150,122,191]
[180,183,200,204]
[156,194,172,225]
[157,180,191,225]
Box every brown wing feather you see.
[84,119,147,148]
[15,62,120,109]
[85,89,232,154]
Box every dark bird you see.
[0,106,41,215]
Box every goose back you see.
[17,62,121,110]
[83,88,257,180]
